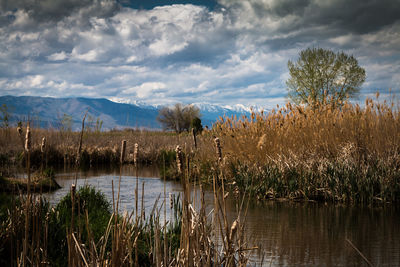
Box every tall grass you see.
[199,96,400,203]
[0,128,194,170]
[1,95,398,204]
[0,174,255,266]
[0,122,256,266]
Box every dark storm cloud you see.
[252,0,310,18]
[0,0,119,23]
[231,0,400,34]
[305,0,400,34]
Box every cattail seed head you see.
[25,123,31,152]
[41,137,46,153]
[120,140,126,164]
[17,126,23,136]
[133,143,139,165]
[175,145,183,174]
[229,219,238,241]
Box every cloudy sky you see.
[0,0,399,107]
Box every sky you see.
[0,0,399,108]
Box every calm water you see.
[46,166,400,267]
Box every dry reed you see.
[1,128,256,266]
[197,96,400,203]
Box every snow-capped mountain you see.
[0,95,258,130]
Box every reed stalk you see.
[76,111,87,167]
[41,136,46,172]
[120,140,126,164]
[192,128,197,150]
[23,122,31,267]
[3,123,260,267]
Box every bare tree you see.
[157,103,201,133]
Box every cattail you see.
[176,145,183,174]
[17,125,23,136]
[120,140,126,164]
[71,184,76,199]
[214,137,222,162]
[25,123,31,152]
[133,143,139,165]
[229,219,238,241]
[41,137,46,153]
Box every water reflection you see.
[46,165,182,217]
[46,168,400,267]
[223,199,400,267]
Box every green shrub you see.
[48,185,112,266]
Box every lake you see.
[46,166,400,267]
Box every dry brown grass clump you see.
[0,128,193,170]
[196,96,400,203]
[207,97,399,165]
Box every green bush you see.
[0,185,184,266]
[48,185,112,266]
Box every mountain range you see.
[0,95,254,130]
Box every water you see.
[46,167,400,267]
[224,200,400,266]
[46,165,183,216]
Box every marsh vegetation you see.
[0,94,399,266]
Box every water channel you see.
[46,166,400,267]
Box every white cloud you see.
[12,10,34,28]
[0,1,398,109]
[30,75,44,87]
[122,82,167,98]
[48,51,68,61]
[329,34,355,46]
[71,48,99,62]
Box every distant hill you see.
[0,95,252,130]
